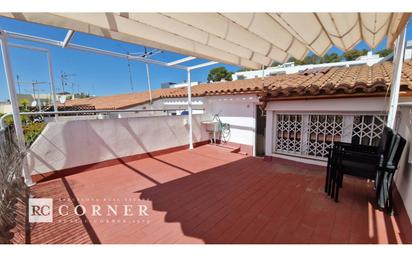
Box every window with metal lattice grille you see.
[273,113,387,160]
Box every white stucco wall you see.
[28,114,209,175]
[394,106,412,223]
[265,97,390,113]
[126,94,258,152]
[204,94,258,153]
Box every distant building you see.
[405,40,412,60]
[232,42,412,80]
[161,82,176,89]
[17,93,52,108]
[0,100,11,113]
[161,81,200,88]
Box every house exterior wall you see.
[394,105,412,223]
[203,94,258,155]
[123,94,258,155]
[28,114,209,175]
[0,102,12,113]
[265,97,396,165]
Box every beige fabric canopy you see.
[1,13,410,69]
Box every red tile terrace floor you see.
[26,144,412,244]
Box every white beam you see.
[67,43,188,70]
[5,30,188,70]
[387,26,407,129]
[8,43,48,53]
[61,30,75,48]
[145,64,153,105]
[7,30,61,47]
[187,69,193,150]
[0,31,34,186]
[188,61,218,71]
[46,51,58,119]
[8,42,59,120]
[167,56,196,66]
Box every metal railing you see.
[0,108,205,131]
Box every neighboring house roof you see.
[260,60,412,100]
[64,61,412,110]
[63,78,268,110]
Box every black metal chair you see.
[375,134,406,214]
[325,126,394,202]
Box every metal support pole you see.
[46,51,58,119]
[387,27,407,129]
[187,69,193,149]
[0,31,34,186]
[61,30,75,48]
[145,63,153,106]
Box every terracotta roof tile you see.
[64,61,412,109]
[263,61,412,99]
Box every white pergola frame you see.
[0,28,218,185]
[387,27,407,129]
[0,20,408,185]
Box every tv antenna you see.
[129,47,163,105]
[17,79,49,111]
[60,71,76,93]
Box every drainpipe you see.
[387,26,407,129]
[0,30,34,186]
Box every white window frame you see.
[273,111,393,161]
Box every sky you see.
[0,15,412,101]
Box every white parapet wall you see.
[28,114,209,175]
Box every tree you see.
[320,53,342,63]
[343,49,368,61]
[271,61,282,67]
[237,74,246,80]
[207,67,233,82]
[238,67,256,72]
[74,92,90,99]
[19,99,29,112]
[376,48,393,57]
[288,57,305,65]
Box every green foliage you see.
[0,113,28,127]
[19,99,29,112]
[207,67,233,82]
[239,48,393,69]
[23,122,46,145]
[321,53,343,63]
[237,75,247,80]
[343,49,368,61]
[271,61,282,67]
[75,92,90,99]
[376,48,393,57]
[0,112,45,145]
[238,67,255,72]
[288,57,305,65]
[288,53,343,65]
[287,48,392,65]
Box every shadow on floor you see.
[139,156,412,244]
